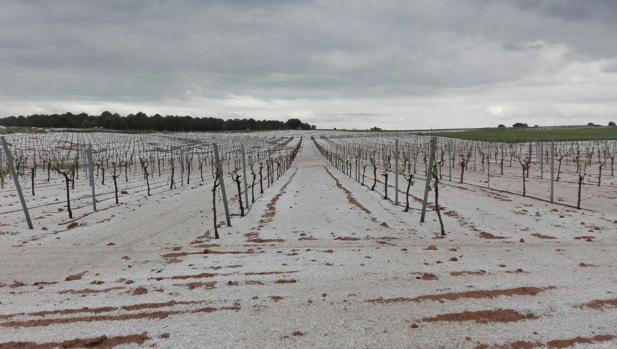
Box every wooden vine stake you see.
[420,137,437,223]
[87,144,97,211]
[1,136,33,229]
[213,143,231,227]
[241,144,250,210]
[394,139,399,205]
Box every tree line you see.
[0,111,316,132]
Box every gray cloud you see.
[0,0,616,128]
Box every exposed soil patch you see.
[367,286,554,304]
[152,272,223,281]
[477,334,616,349]
[0,333,150,349]
[177,282,217,290]
[418,273,438,281]
[335,236,361,241]
[203,248,255,255]
[451,270,486,276]
[131,287,148,295]
[245,271,297,276]
[546,335,616,348]
[248,238,285,243]
[59,287,124,295]
[579,298,617,310]
[64,271,87,281]
[422,309,537,324]
[531,233,557,240]
[253,168,298,233]
[323,166,371,215]
[479,232,506,240]
[0,311,177,328]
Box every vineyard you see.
[1,130,617,348]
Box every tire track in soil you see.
[323,166,389,227]
[248,168,299,240]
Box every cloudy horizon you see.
[1,0,617,129]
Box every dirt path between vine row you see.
[1,139,617,348]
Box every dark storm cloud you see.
[0,0,616,128]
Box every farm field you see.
[426,126,617,142]
[1,131,617,348]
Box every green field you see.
[426,126,617,143]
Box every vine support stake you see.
[540,141,544,179]
[394,139,399,205]
[1,136,33,229]
[550,139,555,203]
[241,144,249,210]
[87,144,97,211]
[420,137,437,223]
[213,143,231,227]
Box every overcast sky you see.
[1,0,617,129]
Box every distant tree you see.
[587,122,596,127]
[512,122,529,128]
[0,112,314,132]
[608,121,616,127]
[497,124,506,128]
[370,126,382,131]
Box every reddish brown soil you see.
[179,282,217,290]
[579,298,617,310]
[531,233,557,240]
[367,286,554,304]
[578,262,596,268]
[324,167,371,214]
[423,245,438,250]
[0,333,150,349]
[274,279,297,284]
[253,168,298,232]
[132,287,148,295]
[0,300,205,321]
[244,271,297,275]
[152,272,221,281]
[245,280,265,285]
[422,309,537,324]
[298,235,317,241]
[203,249,255,255]
[477,334,616,349]
[292,331,304,336]
[59,287,124,295]
[270,295,284,302]
[479,232,506,240]
[574,236,595,241]
[0,303,240,328]
[546,335,616,348]
[450,270,486,276]
[335,236,361,241]
[191,305,241,313]
[0,311,177,328]
[64,271,87,281]
[418,273,438,281]
[248,238,285,243]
